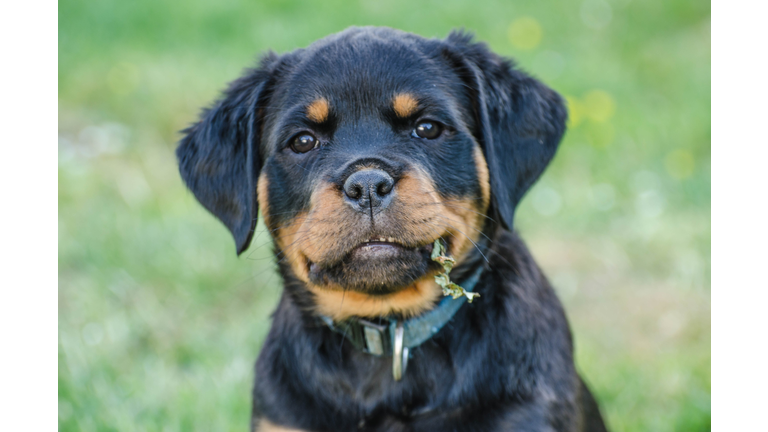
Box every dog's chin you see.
[307,242,436,295]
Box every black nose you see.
[343,169,395,211]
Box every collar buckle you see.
[358,319,390,356]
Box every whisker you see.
[432,214,494,245]
[423,218,489,264]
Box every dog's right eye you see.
[290,133,318,154]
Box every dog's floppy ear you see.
[443,31,567,230]
[176,56,278,255]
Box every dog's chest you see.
[340,342,458,416]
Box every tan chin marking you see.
[306,97,329,123]
[255,419,307,432]
[307,274,442,321]
[392,93,418,118]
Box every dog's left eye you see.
[412,121,443,140]
[290,133,319,153]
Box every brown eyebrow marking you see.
[306,97,330,123]
[392,93,418,118]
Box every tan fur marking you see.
[257,173,270,228]
[306,98,329,123]
[256,419,307,432]
[392,93,418,118]
[474,144,491,212]
[274,212,311,282]
[274,184,357,287]
[395,168,481,265]
[308,275,443,321]
[300,185,349,266]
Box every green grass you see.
[59,0,710,430]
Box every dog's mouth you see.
[307,236,439,294]
[349,236,433,258]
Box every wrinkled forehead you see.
[262,33,468,151]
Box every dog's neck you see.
[303,234,492,380]
[318,262,485,379]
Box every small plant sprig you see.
[431,239,480,303]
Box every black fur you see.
[177,56,279,254]
[177,27,607,431]
[442,32,567,229]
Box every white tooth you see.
[388,237,395,243]
[380,237,386,242]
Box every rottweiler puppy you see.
[177,26,608,432]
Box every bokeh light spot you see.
[508,17,543,51]
[565,95,584,128]
[583,89,616,122]
[665,149,695,179]
[636,190,666,218]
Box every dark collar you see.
[319,265,484,380]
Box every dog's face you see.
[177,27,566,320]
[255,31,492,317]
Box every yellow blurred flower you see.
[565,95,584,128]
[565,90,617,143]
[583,89,616,122]
[508,17,542,51]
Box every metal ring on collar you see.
[392,321,409,381]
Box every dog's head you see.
[177,27,566,320]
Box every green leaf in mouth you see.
[431,239,480,303]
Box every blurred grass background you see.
[58,0,710,430]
